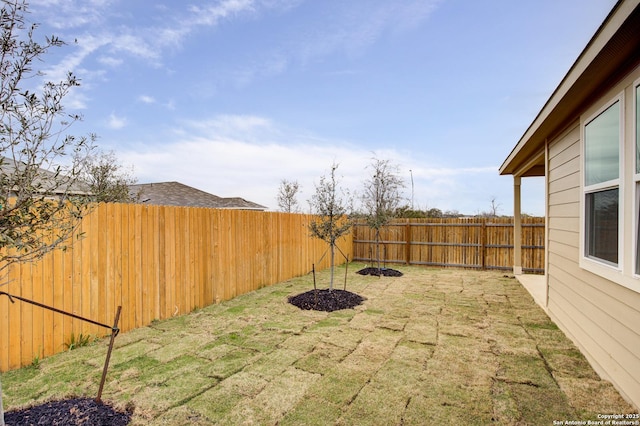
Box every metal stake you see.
[312,264,318,307]
[343,255,349,291]
[0,292,123,404]
[96,306,121,404]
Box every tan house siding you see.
[545,101,640,407]
[547,123,581,284]
[500,0,640,409]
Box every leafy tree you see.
[308,163,352,290]
[426,207,443,218]
[360,157,404,271]
[82,150,138,203]
[0,0,95,420]
[395,205,426,218]
[395,206,448,219]
[276,179,301,213]
[443,209,461,218]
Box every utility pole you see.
[409,169,414,209]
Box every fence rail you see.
[352,217,545,273]
[0,204,351,371]
[1,211,543,372]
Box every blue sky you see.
[30,0,616,214]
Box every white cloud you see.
[33,0,443,102]
[136,96,178,112]
[185,114,273,137]
[138,95,156,104]
[217,0,442,87]
[107,113,127,129]
[116,114,521,214]
[40,34,112,109]
[30,0,268,97]
[111,33,161,63]
[97,55,123,67]
[187,0,256,26]
[294,0,441,63]
[44,38,100,71]
[155,27,190,50]
[31,0,115,29]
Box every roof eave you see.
[500,0,640,177]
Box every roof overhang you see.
[500,0,640,177]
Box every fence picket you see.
[0,205,353,371]
[353,217,544,273]
[2,207,543,372]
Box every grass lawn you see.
[1,264,636,425]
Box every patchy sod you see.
[1,264,636,425]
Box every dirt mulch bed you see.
[356,267,403,277]
[288,289,365,312]
[4,397,132,426]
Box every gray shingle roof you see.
[1,156,92,195]
[129,181,267,210]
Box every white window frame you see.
[580,92,624,277]
[634,79,640,278]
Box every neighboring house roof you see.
[0,156,92,195]
[499,0,640,177]
[129,181,267,210]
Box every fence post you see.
[481,219,486,270]
[405,223,411,265]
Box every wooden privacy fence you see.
[0,204,352,371]
[353,217,544,273]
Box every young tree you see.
[308,163,352,290]
[82,150,138,203]
[0,1,94,420]
[361,157,405,271]
[276,179,301,213]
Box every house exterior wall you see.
[545,65,640,408]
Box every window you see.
[584,100,620,266]
[586,188,618,264]
[579,73,640,291]
[636,83,640,174]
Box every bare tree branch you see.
[276,179,301,213]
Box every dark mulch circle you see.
[4,397,132,426]
[288,289,365,312]
[356,267,403,277]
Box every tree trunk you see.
[329,243,335,290]
[375,229,381,271]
